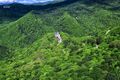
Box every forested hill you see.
[0,0,119,17]
[0,0,79,10]
[0,0,120,80]
[0,0,119,22]
[0,0,79,23]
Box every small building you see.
[55,32,62,44]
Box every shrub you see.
[0,45,10,60]
[109,40,120,49]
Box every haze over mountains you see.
[0,0,65,5]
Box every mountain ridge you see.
[0,0,120,79]
[0,0,65,5]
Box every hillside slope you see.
[0,0,120,80]
[1,8,120,48]
[0,32,120,79]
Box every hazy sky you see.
[0,0,15,3]
[0,0,54,4]
[16,0,54,4]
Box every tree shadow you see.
[0,45,13,60]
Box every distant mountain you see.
[0,0,66,5]
[0,0,79,10]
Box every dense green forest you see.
[0,0,120,80]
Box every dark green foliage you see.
[109,40,120,49]
[96,36,102,45]
[0,45,10,60]
[110,27,120,37]
[83,37,96,45]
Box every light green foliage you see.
[0,0,120,80]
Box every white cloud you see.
[17,0,54,4]
[13,0,54,4]
[0,0,15,2]
[0,0,61,4]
